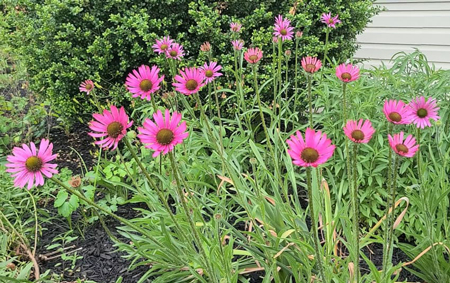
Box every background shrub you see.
[1,0,380,126]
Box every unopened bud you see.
[200,41,211,52]
[6,263,16,270]
[68,176,82,188]
[296,31,303,38]
[127,130,137,139]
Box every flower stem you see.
[342,83,348,123]
[285,54,289,103]
[168,152,217,282]
[213,80,225,174]
[307,75,313,128]
[151,97,158,114]
[194,93,216,141]
[351,144,360,282]
[323,29,330,65]
[382,123,393,274]
[207,83,213,117]
[277,38,283,130]
[272,41,278,120]
[294,38,299,114]
[343,83,353,230]
[25,190,38,258]
[253,65,272,152]
[382,153,400,277]
[122,136,185,237]
[416,128,421,180]
[306,167,326,281]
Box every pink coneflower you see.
[88,105,133,150]
[6,139,58,190]
[336,63,360,83]
[200,41,211,52]
[321,12,341,28]
[125,65,164,101]
[137,109,189,157]
[200,62,222,83]
[388,132,419,158]
[166,43,184,60]
[79,80,94,94]
[231,40,244,51]
[173,67,206,95]
[287,128,336,168]
[301,57,322,73]
[230,22,242,33]
[244,48,263,64]
[383,100,413,125]
[273,15,294,41]
[152,36,174,54]
[343,119,375,144]
[408,96,440,129]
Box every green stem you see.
[25,190,38,258]
[294,38,299,114]
[116,148,142,195]
[234,49,246,118]
[323,29,330,65]
[277,38,283,130]
[382,153,400,277]
[168,153,217,282]
[416,128,421,180]
[194,93,216,143]
[285,54,289,103]
[212,80,225,174]
[91,90,103,113]
[306,168,326,281]
[351,144,360,282]
[253,65,272,152]
[307,75,313,128]
[342,83,348,123]
[151,97,158,113]
[122,137,185,237]
[272,41,277,120]
[207,83,212,117]
[382,123,393,274]
[343,83,353,229]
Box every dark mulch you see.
[37,203,151,283]
[48,122,97,176]
[361,241,421,282]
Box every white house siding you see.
[354,0,450,69]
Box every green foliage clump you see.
[1,0,380,125]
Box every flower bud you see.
[68,176,82,188]
[200,41,211,52]
[127,130,137,139]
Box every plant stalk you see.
[306,167,326,281]
[351,144,360,282]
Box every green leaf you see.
[54,190,68,207]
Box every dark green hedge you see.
[1,0,380,124]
